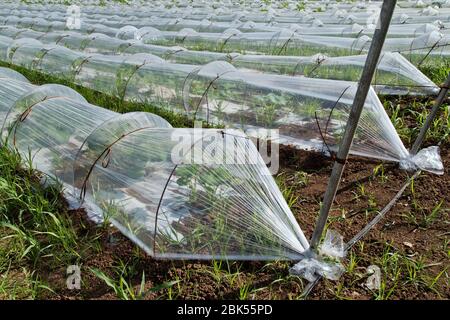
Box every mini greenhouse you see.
[2,11,447,67]
[0,67,310,260]
[20,12,446,39]
[0,36,443,175]
[0,0,444,289]
[0,6,449,64]
[121,27,450,60]
[0,26,439,96]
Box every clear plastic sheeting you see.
[109,27,379,57]
[1,13,448,66]
[58,18,448,38]
[2,1,450,26]
[231,52,439,96]
[386,31,450,66]
[0,35,14,60]
[0,66,29,82]
[135,27,450,59]
[290,254,345,282]
[5,37,42,62]
[0,27,439,96]
[0,68,310,261]
[0,76,34,123]
[3,5,450,38]
[74,128,308,259]
[399,146,444,174]
[290,229,345,282]
[319,229,345,259]
[0,33,444,173]
[0,83,88,142]
[116,25,138,40]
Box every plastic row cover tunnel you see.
[1,16,448,68]
[0,66,309,260]
[109,20,450,38]
[0,26,438,96]
[0,8,448,37]
[7,6,446,38]
[2,8,449,38]
[1,1,448,13]
[2,14,449,59]
[120,27,450,60]
[0,37,443,174]
[1,1,450,25]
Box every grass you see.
[0,145,77,298]
[381,95,450,146]
[89,267,179,300]
[323,237,449,300]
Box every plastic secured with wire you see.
[0,34,444,174]
[0,68,310,260]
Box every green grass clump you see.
[0,144,79,298]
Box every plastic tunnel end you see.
[399,145,444,175]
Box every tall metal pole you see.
[309,0,397,251]
[410,73,450,155]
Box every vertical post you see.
[410,73,450,155]
[309,0,397,251]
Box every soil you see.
[36,139,449,300]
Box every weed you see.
[90,267,179,300]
